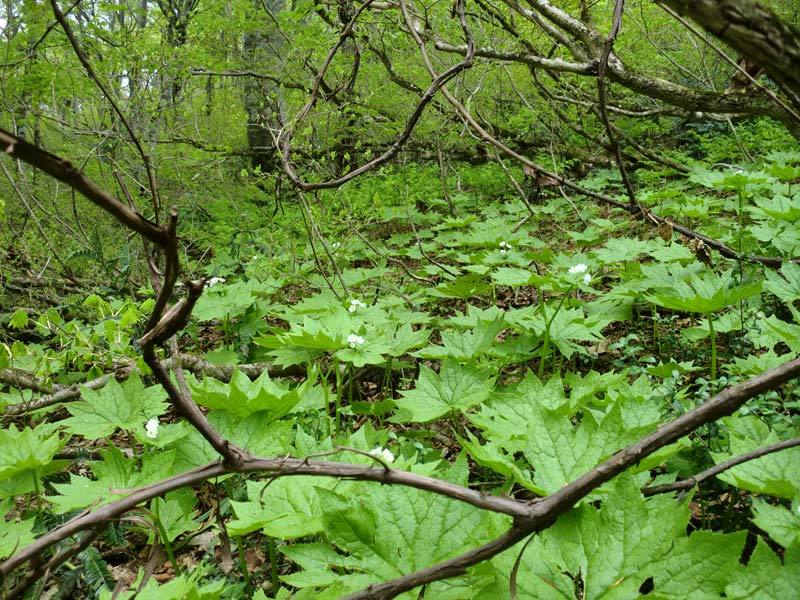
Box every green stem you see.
[708,314,717,381]
[267,535,279,592]
[651,305,660,355]
[539,293,569,377]
[32,470,43,519]
[737,189,746,331]
[153,504,180,575]
[322,366,333,438]
[348,363,354,405]
[538,303,549,378]
[333,359,342,438]
[235,536,251,588]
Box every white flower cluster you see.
[348,298,366,313]
[205,276,226,288]
[145,417,159,439]
[347,333,365,348]
[369,446,395,463]
[499,241,512,255]
[568,263,592,285]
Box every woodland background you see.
[1,0,800,598]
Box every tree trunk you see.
[242,0,285,174]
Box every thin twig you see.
[643,437,800,496]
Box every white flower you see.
[347,333,365,348]
[499,241,512,249]
[568,263,588,274]
[331,242,341,251]
[205,276,226,288]
[348,298,367,313]
[500,249,508,255]
[145,418,159,439]
[369,446,395,463]
[583,273,592,285]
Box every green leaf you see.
[752,193,800,223]
[282,462,500,597]
[713,416,800,499]
[190,369,303,419]
[469,373,566,450]
[150,489,199,543]
[229,477,333,538]
[385,324,430,357]
[429,273,490,300]
[193,279,277,321]
[523,403,656,494]
[101,568,227,599]
[647,242,696,263]
[762,314,800,353]
[651,530,747,599]
[473,475,716,600]
[507,306,607,358]
[0,423,64,483]
[491,267,536,287]
[765,263,800,304]
[209,413,295,456]
[515,475,690,599]
[0,500,36,559]
[593,237,653,264]
[62,374,167,439]
[646,269,761,315]
[48,446,179,513]
[8,310,29,330]
[391,359,495,423]
[752,499,800,549]
[415,320,504,361]
[477,536,574,599]
[725,540,800,599]
[457,432,543,494]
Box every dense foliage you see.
[1,0,800,598]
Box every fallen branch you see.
[0,356,307,416]
[2,371,121,416]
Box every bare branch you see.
[0,128,164,244]
[596,0,638,209]
[643,436,800,496]
[50,0,161,218]
[277,0,476,190]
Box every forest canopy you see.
[1,0,800,598]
